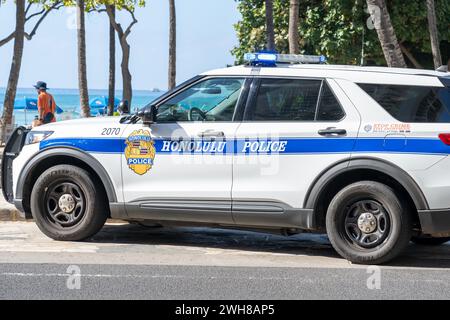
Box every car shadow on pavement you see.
[91,223,341,258]
[89,223,450,269]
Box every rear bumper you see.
[418,209,450,236]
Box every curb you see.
[0,207,26,222]
[0,207,126,224]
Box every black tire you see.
[326,181,412,264]
[30,165,108,241]
[411,236,450,246]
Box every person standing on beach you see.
[34,81,56,125]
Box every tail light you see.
[438,133,450,145]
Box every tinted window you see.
[316,82,345,121]
[157,78,244,122]
[359,83,450,123]
[247,79,321,121]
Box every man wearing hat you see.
[34,81,57,125]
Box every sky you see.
[0,0,241,90]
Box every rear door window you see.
[316,82,346,121]
[245,78,321,121]
[245,78,345,121]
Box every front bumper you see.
[2,127,31,219]
[418,209,450,237]
[1,126,29,203]
[13,198,30,219]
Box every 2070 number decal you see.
[101,128,121,136]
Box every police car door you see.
[121,77,248,222]
[232,77,361,227]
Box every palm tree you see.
[265,0,275,51]
[107,5,116,116]
[168,0,176,90]
[105,6,137,107]
[0,1,62,143]
[77,0,90,117]
[288,0,300,54]
[426,0,442,69]
[1,0,25,143]
[366,0,406,68]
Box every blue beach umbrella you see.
[89,96,120,115]
[89,96,120,108]
[14,97,38,110]
[14,97,63,114]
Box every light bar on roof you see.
[277,54,327,64]
[244,52,327,66]
[244,52,277,66]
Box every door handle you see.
[318,127,347,136]
[198,130,225,138]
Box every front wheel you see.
[326,181,412,264]
[30,165,108,241]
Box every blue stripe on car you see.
[39,137,450,155]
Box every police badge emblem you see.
[124,129,156,175]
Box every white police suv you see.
[3,53,450,264]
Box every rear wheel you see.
[30,165,108,241]
[326,181,412,264]
[411,236,450,246]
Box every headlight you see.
[25,131,54,145]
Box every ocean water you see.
[0,88,164,126]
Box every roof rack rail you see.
[244,52,327,67]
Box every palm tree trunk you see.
[107,5,116,116]
[426,0,442,69]
[77,0,90,117]
[1,0,25,143]
[168,0,176,90]
[288,0,300,54]
[104,6,136,109]
[366,0,406,68]
[265,0,275,51]
[120,38,132,106]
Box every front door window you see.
[156,78,245,122]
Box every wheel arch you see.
[304,157,428,230]
[16,147,117,218]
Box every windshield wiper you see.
[119,113,141,124]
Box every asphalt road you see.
[0,222,449,299]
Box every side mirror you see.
[118,100,130,115]
[137,105,157,125]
